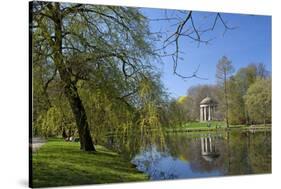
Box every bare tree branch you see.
[161,11,235,80]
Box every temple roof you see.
[200,96,216,105]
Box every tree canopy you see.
[244,78,271,125]
[31,2,166,151]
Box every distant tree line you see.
[168,57,271,127]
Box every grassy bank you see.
[165,121,271,133]
[31,139,148,188]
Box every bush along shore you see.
[164,121,272,133]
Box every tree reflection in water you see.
[106,130,271,180]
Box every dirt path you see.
[31,137,46,152]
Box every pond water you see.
[106,130,271,180]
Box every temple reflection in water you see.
[201,134,220,162]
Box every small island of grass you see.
[165,121,271,133]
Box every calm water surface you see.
[106,130,271,180]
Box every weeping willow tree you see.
[31,1,233,152]
[31,1,166,151]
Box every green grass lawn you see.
[31,138,148,188]
[165,121,271,132]
[181,121,226,128]
[165,121,226,132]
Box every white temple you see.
[200,96,217,122]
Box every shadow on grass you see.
[32,139,148,188]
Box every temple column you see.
[204,106,207,121]
[200,107,203,121]
[208,105,211,121]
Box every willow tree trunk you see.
[52,3,95,151]
[64,83,95,151]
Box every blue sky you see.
[141,8,272,98]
